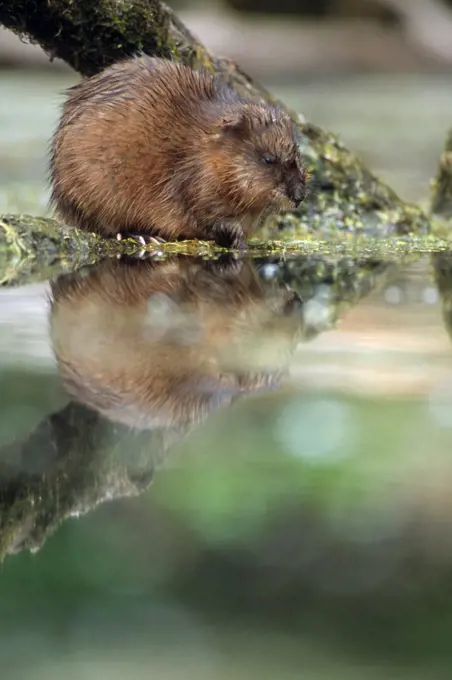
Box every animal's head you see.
[210,103,307,216]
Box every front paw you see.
[211,221,246,250]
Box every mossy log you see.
[0,214,121,286]
[0,0,433,270]
[1,212,450,288]
[1,213,449,288]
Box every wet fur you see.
[50,56,306,246]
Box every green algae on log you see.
[0,214,123,286]
[0,212,450,289]
[0,213,234,286]
[0,0,430,241]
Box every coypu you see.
[50,55,307,247]
[50,257,303,429]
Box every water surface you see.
[1,251,452,679]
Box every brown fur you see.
[50,258,303,429]
[50,55,306,246]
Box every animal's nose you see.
[288,183,306,207]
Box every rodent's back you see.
[50,57,221,239]
[50,55,306,244]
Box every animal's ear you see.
[220,107,252,135]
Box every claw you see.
[117,231,165,246]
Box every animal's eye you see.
[262,155,276,165]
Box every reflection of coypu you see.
[50,258,303,429]
[50,55,306,248]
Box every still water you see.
[2,73,452,679]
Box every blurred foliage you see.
[223,0,397,21]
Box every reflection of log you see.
[0,252,400,559]
[255,254,401,339]
[0,255,303,558]
[0,400,179,557]
[0,0,430,266]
